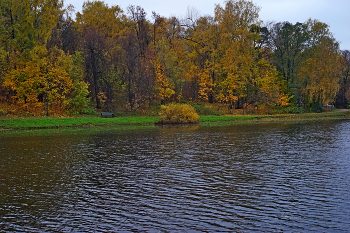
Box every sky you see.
[64,0,350,50]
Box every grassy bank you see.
[0,116,159,130]
[0,111,349,130]
[200,111,350,123]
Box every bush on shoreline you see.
[158,103,199,124]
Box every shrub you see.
[190,104,222,115]
[66,81,89,115]
[273,106,306,114]
[158,103,199,124]
[83,107,98,116]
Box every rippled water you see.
[1,120,350,232]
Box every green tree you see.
[268,22,308,87]
[0,0,64,55]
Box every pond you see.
[0,120,350,232]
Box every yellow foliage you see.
[214,0,261,105]
[159,103,199,124]
[76,1,127,42]
[165,88,175,97]
[2,47,77,115]
[253,59,290,107]
[298,37,342,105]
[189,66,214,101]
[97,92,107,103]
[153,60,175,101]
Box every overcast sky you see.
[64,0,350,50]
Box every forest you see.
[0,0,349,116]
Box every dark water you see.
[1,120,350,232]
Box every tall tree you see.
[0,0,64,55]
[76,0,127,110]
[150,15,186,104]
[76,0,126,42]
[82,28,107,109]
[268,22,308,88]
[182,14,219,102]
[126,5,154,108]
[298,20,342,108]
[214,0,261,110]
[2,46,82,115]
[337,50,350,107]
[0,0,89,115]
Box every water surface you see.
[1,120,350,232]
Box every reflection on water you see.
[1,121,350,232]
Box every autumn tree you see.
[0,0,89,115]
[214,0,261,111]
[336,50,350,107]
[0,0,64,54]
[150,15,186,104]
[81,28,107,109]
[250,58,290,110]
[47,4,79,55]
[298,20,342,109]
[2,46,87,115]
[182,13,219,102]
[0,0,65,80]
[76,0,126,42]
[1,0,347,115]
[125,5,155,109]
[76,0,127,110]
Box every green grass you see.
[200,111,350,123]
[0,111,349,130]
[0,116,159,130]
[200,111,349,122]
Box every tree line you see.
[0,0,349,116]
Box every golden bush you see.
[158,103,199,124]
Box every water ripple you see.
[0,121,350,232]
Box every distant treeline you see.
[0,0,349,116]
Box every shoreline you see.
[0,111,349,131]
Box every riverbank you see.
[200,111,350,123]
[0,111,349,130]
